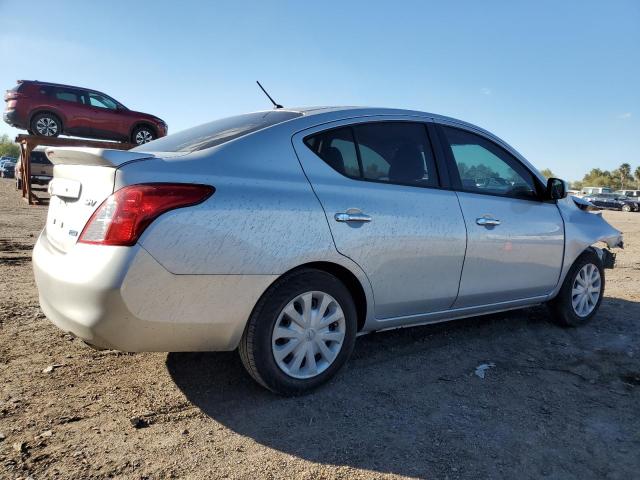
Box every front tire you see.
[622,204,631,212]
[548,249,604,327]
[31,112,61,137]
[132,125,156,145]
[239,269,357,395]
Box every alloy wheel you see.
[35,117,58,136]
[271,291,346,379]
[135,130,154,144]
[571,263,601,317]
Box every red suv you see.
[4,80,167,145]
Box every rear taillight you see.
[78,183,214,246]
[4,91,26,101]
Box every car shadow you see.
[166,299,640,478]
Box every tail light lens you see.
[4,90,26,101]
[79,183,214,246]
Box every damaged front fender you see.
[549,195,624,298]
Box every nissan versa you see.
[33,107,624,395]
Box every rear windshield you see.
[132,110,302,153]
[30,151,52,164]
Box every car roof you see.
[272,106,542,180]
[18,80,109,96]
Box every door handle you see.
[476,216,501,226]
[335,212,372,223]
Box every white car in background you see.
[15,146,53,189]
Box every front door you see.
[293,119,467,319]
[437,124,564,308]
[85,92,124,140]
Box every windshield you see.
[133,111,302,153]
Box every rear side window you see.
[441,125,538,200]
[305,122,439,188]
[54,88,83,103]
[133,111,303,153]
[304,128,360,177]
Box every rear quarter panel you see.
[117,128,353,276]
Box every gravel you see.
[1,178,639,479]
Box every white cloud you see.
[480,87,492,95]
[617,112,632,119]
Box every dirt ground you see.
[0,177,639,480]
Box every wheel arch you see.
[270,261,369,332]
[28,109,65,132]
[130,122,157,140]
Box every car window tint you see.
[442,126,537,199]
[88,93,117,110]
[30,151,51,165]
[133,111,302,152]
[304,127,360,177]
[353,122,437,187]
[54,89,82,103]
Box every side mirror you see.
[546,177,567,200]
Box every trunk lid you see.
[44,147,154,252]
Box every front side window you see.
[88,93,118,110]
[305,122,439,188]
[441,125,538,199]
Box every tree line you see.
[0,134,20,158]
[542,165,640,191]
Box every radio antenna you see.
[256,81,283,109]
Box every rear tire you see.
[622,204,631,212]
[16,177,22,190]
[548,249,604,327]
[31,112,61,137]
[239,269,357,395]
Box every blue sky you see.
[0,0,638,180]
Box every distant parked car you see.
[15,147,53,189]
[0,159,16,178]
[4,80,167,145]
[615,189,640,199]
[581,186,613,195]
[34,107,624,394]
[583,193,639,212]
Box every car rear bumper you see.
[33,231,277,352]
[3,109,25,129]
[31,175,53,185]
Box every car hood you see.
[124,110,165,123]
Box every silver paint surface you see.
[291,116,466,319]
[33,107,624,352]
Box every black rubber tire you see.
[548,249,604,327]
[621,204,631,212]
[239,268,357,395]
[131,125,156,145]
[30,112,62,137]
[16,178,22,190]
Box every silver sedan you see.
[33,107,623,394]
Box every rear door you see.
[293,118,467,320]
[436,123,564,307]
[51,87,92,136]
